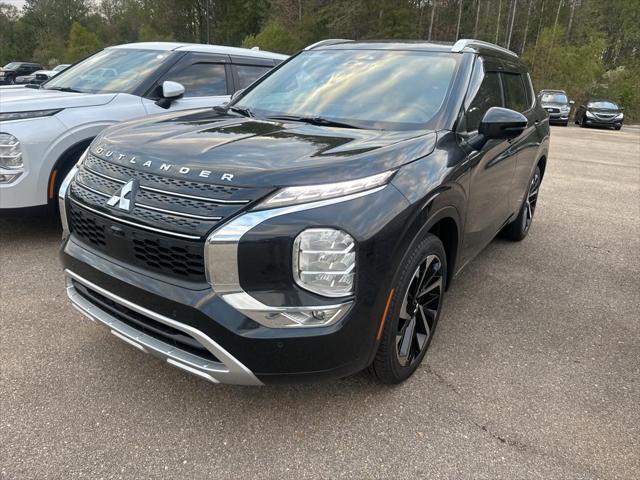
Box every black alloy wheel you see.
[396,254,443,367]
[369,234,447,384]
[502,165,542,241]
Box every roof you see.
[309,38,519,60]
[109,42,288,60]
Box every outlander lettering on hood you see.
[93,145,235,182]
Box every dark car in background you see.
[0,62,43,85]
[15,64,71,85]
[539,89,573,126]
[575,99,624,130]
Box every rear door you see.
[142,52,232,114]
[500,64,541,214]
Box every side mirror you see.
[479,107,528,140]
[231,88,245,102]
[569,100,575,105]
[155,81,185,109]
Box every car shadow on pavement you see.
[0,209,62,243]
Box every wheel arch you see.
[47,137,93,202]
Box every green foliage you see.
[1,0,638,120]
[64,22,102,63]
[524,26,607,102]
[138,24,174,42]
[242,21,304,54]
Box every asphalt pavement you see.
[1,125,639,479]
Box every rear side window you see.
[235,65,271,89]
[166,63,227,97]
[503,73,529,112]
[465,71,503,132]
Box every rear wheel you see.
[501,166,541,241]
[369,234,446,384]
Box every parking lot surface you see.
[1,126,639,479]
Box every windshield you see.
[3,63,20,70]
[541,92,568,103]
[235,50,460,130]
[588,101,619,110]
[44,48,173,94]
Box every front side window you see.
[44,48,173,94]
[503,73,529,112]
[465,71,503,132]
[235,50,460,130]
[235,65,271,89]
[165,63,227,97]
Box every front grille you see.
[69,205,207,283]
[73,280,218,362]
[546,108,560,113]
[594,113,615,120]
[67,150,273,281]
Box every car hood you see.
[0,88,117,112]
[94,109,438,188]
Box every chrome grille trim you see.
[69,198,201,240]
[74,177,223,221]
[84,164,250,205]
[65,269,262,386]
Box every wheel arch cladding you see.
[48,138,93,200]
[427,216,458,289]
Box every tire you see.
[615,125,622,131]
[579,116,587,128]
[368,234,447,384]
[562,121,569,127]
[7,76,15,85]
[501,165,541,241]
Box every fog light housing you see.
[293,228,355,297]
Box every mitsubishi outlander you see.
[59,39,550,385]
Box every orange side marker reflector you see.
[377,288,395,340]
[48,169,58,199]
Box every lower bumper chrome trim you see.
[64,269,262,386]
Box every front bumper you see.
[548,113,569,123]
[584,118,623,128]
[60,183,411,384]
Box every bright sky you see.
[4,0,26,8]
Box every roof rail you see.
[451,39,518,57]
[304,39,354,50]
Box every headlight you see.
[258,170,395,209]
[293,228,355,297]
[560,106,570,112]
[0,133,22,169]
[0,109,62,122]
[0,133,23,183]
[586,110,595,118]
[615,113,624,120]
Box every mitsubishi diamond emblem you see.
[107,179,138,212]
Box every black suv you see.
[575,99,624,130]
[539,89,573,126]
[0,62,43,85]
[59,39,550,385]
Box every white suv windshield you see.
[44,48,173,94]
[236,50,459,130]
[541,93,568,103]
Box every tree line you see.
[1,0,638,120]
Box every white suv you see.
[0,42,286,210]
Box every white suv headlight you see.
[293,228,356,297]
[0,133,23,183]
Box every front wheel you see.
[369,234,446,384]
[501,166,541,241]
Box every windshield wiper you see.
[228,105,254,118]
[267,115,361,129]
[45,86,83,93]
